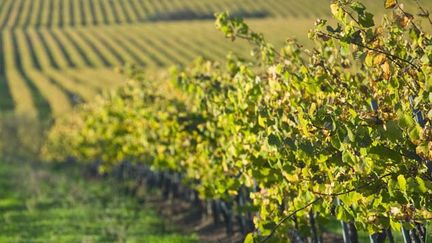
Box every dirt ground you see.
[145,195,344,243]
[147,196,245,243]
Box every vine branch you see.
[316,31,420,71]
[310,173,393,197]
[261,198,322,243]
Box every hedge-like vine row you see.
[43,0,432,241]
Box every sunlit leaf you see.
[385,0,398,9]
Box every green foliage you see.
[43,0,432,241]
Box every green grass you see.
[0,162,198,243]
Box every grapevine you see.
[43,0,432,241]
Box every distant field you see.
[0,0,332,28]
[0,0,430,119]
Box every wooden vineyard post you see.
[237,187,248,235]
[337,198,358,243]
[386,229,395,243]
[211,199,222,225]
[309,211,321,243]
[369,231,386,243]
[220,200,234,235]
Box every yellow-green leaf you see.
[397,175,407,192]
[390,218,402,231]
[365,52,374,67]
[244,233,255,243]
[385,0,397,9]
[330,3,340,16]
[258,115,266,128]
[416,176,427,193]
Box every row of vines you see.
[43,0,432,242]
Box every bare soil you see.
[146,196,244,243]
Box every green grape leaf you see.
[258,115,266,128]
[383,121,403,142]
[426,76,432,92]
[345,126,355,142]
[358,12,375,28]
[336,206,351,221]
[369,145,402,162]
[397,175,407,192]
[244,233,255,243]
[342,150,356,165]
[398,114,415,130]
[331,134,342,150]
[388,178,397,196]
[390,219,402,231]
[351,2,366,13]
[268,133,281,147]
[408,126,422,143]
[415,177,427,193]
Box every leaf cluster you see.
[43,0,432,241]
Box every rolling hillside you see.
[0,0,430,119]
[0,0,332,28]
